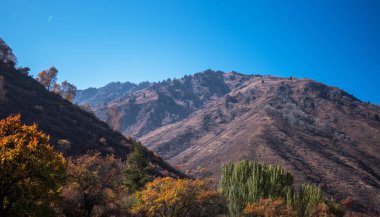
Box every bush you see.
[308,201,345,217]
[243,198,296,217]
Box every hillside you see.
[78,70,380,214]
[76,70,250,138]
[0,61,184,178]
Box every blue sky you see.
[1,0,380,104]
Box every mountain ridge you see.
[75,70,380,214]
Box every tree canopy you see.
[0,115,66,217]
[53,80,77,102]
[36,67,58,91]
[36,67,77,102]
[132,177,226,217]
[123,142,155,193]
[61,152,126,217]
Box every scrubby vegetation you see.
[0,115,346,217]
[0,39,351,215]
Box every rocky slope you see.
[77,70,380,214]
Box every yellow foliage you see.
[132,177,226,217]
[0,114,66,217]
[243,198,296,217]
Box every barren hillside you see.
[78,71,380,214]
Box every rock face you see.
[76,70,380,214]
[0,62,184,178]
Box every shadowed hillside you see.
[0,60,184,178]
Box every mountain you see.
[75,81,151,107]
[77,70,380,214]
[0,61,184,178]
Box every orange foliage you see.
[308,203,335,217]
[60,152,126,217]
[243,198,296,217]
[132,177,226,217]
[36,67,58,91]
[0,115,66,216]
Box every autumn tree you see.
[36,67,77,102]
[132,177,227,217]
[53,80,77,102]
[61,152,127,217]
[0,115,66,217]
[36,67,58,90]
[123,142,155,193]
[0,38,17,66]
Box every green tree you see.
[220,160,343,217]
[0,115,66,217]
[294,184,322,217]
[220,160,294,217]
[123,142,155,193]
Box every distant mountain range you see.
[76,70,380,214]
[75,81,150,107]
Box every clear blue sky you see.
[1,0,379,104]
